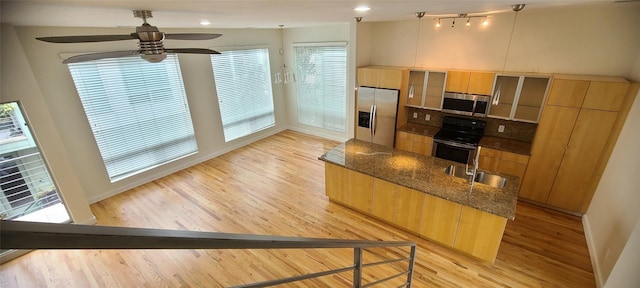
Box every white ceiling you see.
[0,0,625,29]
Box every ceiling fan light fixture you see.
[141,53,167,63]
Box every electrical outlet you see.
[413,112,418,119]
[425,114,430,121]
[498,125,505,133]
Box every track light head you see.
[355,17,363,23]
[415,12,426,19]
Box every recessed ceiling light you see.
[200,20,211,26]
[354,6,371,12]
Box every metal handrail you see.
[1,220,417,287]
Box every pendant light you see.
[494,4,525,106]
[409,12,425,99]
[275,24,295,84]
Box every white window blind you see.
[210,48,275,142]
[67,54,197,181]
[294,43,347,132]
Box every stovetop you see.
[434,116,486,145]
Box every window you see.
[294,43,347,132]
[67,54,197,181]
[0,102,70,223]
[210,48,275,142]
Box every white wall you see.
[284,24,354,141]
[1,24,95,224]
[603,220,640,288]
[362,3,640,76]
[10,26,294,204]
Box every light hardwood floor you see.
[0,130,595,287]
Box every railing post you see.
[406,245,417,287]
[353,247,363,288]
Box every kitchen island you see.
[319,139,520,263]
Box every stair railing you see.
[1,220,416,287]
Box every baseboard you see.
[77,215,97,225]
[583,213,604,288]
[287,126,350,142]
[86,127,289,204]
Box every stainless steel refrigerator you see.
[356,87,399,147]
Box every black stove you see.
[434,116,485,146]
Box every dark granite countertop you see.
[479,136,532,156]
[319,139,519,220]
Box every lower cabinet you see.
[395,186,425,234]
[419,194,461,247]
[324,163,507,263]
[395,131,433,156]
[478,147,529,181]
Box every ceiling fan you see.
[36,10,222,64]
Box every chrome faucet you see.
[465,146,481,192]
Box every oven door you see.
[432,139,477,164]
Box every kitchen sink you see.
[444,165,507,189]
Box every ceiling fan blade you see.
[37,34,136,43]
[164,33,222,40]
[165,48,221,54]
[63,51,140,64]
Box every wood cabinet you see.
[395,186,424,234]
[406,69,447,110]
[519,106,580,203]
[324,163,507,263]
[372,178,397,223]
[446,70,495,95]
[357,66,403,90]
[519,76,631,213]
[324,163,348,204]
[347,169,373,213]
[419,194,461,246]
[546,109,618,211]
[478,147,529,180]
[454,206,507,263]
[488,75,550,123]
[395,131,433,156]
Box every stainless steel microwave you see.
[441,92,490,117]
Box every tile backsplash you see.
[406,107,537,143]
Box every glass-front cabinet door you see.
[424,71,446,110]
[405,70,447,110]
[406,70,426,107]
[488,75,550,123]
[514,77,550,122]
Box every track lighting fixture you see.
[355,17,362,23]
[435,13,491,28]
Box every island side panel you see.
[454,206,508,263]
[325,163,348,204]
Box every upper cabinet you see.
[488,75,550,123]
[357,66,403,90]
[547,77,629,111]
[406,69,447,110]
[445,71,495,95]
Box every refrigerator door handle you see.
[372,104,377,136]
[369,105,375,139]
